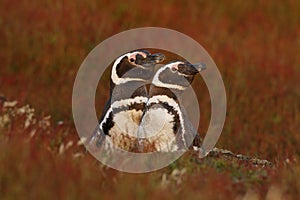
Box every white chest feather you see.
[133,106,178,152]
[99,95,184,152]
[139,107,174,138]
[112,109,143,137]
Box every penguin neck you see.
[110,80,149,101]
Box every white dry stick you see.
[200,147,273,167]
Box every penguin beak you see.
[138,53,165,68]
[135,53,165,68]
[192,62,206,72]
[147,53,165,63]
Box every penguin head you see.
[152,61,206,90]
[111,50,165,85]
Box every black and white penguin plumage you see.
[109,50,165,101]
[89,50,165,151]
[137,61,206,152]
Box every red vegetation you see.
[0,0,299,199]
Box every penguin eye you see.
[171,66,178,73]
[130,58,135,62]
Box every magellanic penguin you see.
[137,60,206,152]
[88,50,165,151]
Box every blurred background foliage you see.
[0,0,300,199]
